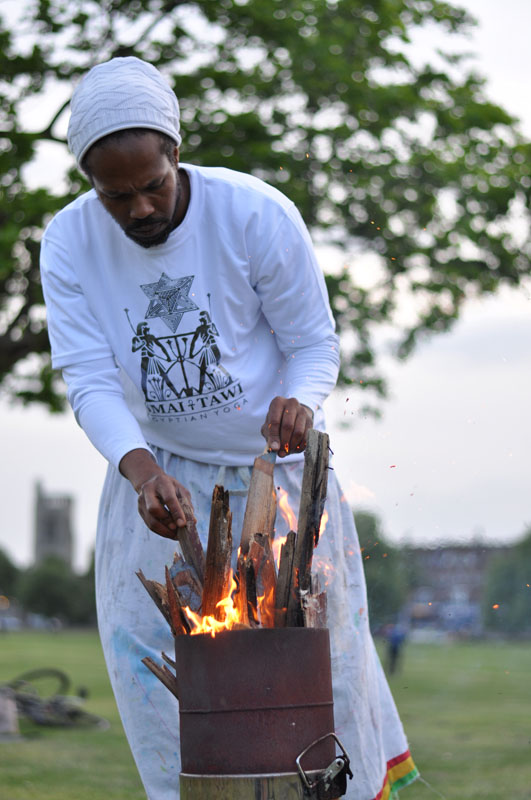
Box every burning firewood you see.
[274,531,296,628]
[136,570,172,628]
[302,574,328,629]
[202,485,233,620]
[141,657,179,700]
[161,651,177,670]
[248,533,277,628]
[169,553,202,613]
[242,556,259,627]
[239,451,277,554]
[177,497,206,585]
[287,429,329,627]
[234,551,251,626]
[165,566,191,636]
[139,430,330,647]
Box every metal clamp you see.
[296,733,353,799]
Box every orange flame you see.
[278,487,297,530]
[257,583,276,628]
[319,509,329,538]
[272,488,298,567]
[184,574,240,637]
[271,533,287,569]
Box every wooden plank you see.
[178,497,206,585]
[286,430,329,626]
[234,552,250,627]
[161,651,177,670]
[234,550,259,627]
[302,589,328,629]
[248,533,277,628]
[142,656,180,700]
[243,556,259,627]
[202,485,233,620]
[170,553,203,613]
[239,452,277,554]
[136,570,172,628]
[273,531,296,628]
[165,565,190,636]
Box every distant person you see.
[387,623,407,675]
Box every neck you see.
[173,167,190,229]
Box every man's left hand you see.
[261,396,314,457]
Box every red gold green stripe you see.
[371,750,419,800]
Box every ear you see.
[173,146,180,166]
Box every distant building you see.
[34,482,73,568]
[406,544,509,635]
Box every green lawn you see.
[380,639,531,800]
[0,630,145,800]
[0,631,530,799]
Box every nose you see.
[129,193,155,220]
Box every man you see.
[40,57,417,799]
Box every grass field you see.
[0,631,530,799]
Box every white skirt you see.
[95,448,418,799]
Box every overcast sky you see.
[1,0,530,570]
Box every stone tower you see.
[34,482,74,567]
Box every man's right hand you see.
[119,448,194,539]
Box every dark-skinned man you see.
[40,57,417,800]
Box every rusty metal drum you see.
[174,627,335,775]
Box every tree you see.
[483,528,531,635]
[0,547,20,596]
[1,0,529,409]
[355,510,409,628]
[17,556,96,625]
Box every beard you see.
[125,218,175,248]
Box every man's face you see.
[86,132,185,248]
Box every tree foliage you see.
[1,0,529,409]
[483,528,531,635]
[355,510,409,628]
[0,547,20,596]
[16,555,96,625]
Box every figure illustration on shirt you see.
[127,318,181,401]
[189,310,230,393]
[124,276,243,419]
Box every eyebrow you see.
[100,174,167,198]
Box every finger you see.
[146,516,181,540]
[137,498,180,539]
[277,399,301,456]
[141,482,187,529]
[263,396,284,452]
[285,406,310,454]
[156,494,187,528]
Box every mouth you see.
[125,219,171,247]
[127,220,166,237]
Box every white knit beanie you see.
[67,56,182,164]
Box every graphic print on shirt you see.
[125,272,247,422]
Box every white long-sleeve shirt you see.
[40,164,339,468]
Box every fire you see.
[183,568,277,636]
[271,534,286,568]
[184,574,240,637]
[272,490,329,567]
[182,493,329,636]
[271,488,298,567]
[278,487,297,530]
[257,583,276,628]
